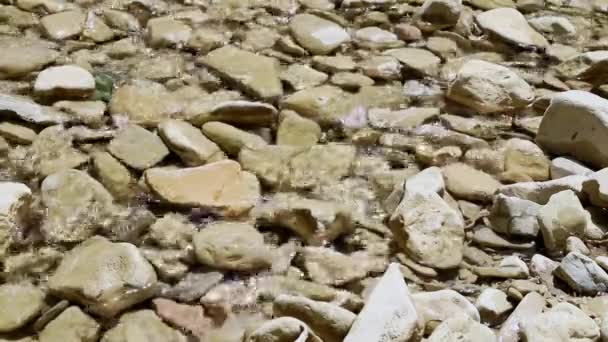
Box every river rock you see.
[475,288,512,325]
[108,124,169,170]
[40,10,85,40]
[246,317,322,342]
[417,0,462,30]
[201,122,267,156]
[497,175,587,204]
[280,85,353,126]
[148,213,193,249]
[161,271,223,303]
[41,169,116,243]
[39,306,99,342]
[551,157,593,179]
[277,110,322,147]
[202,100,278,127]
[555,252,608,295]
[489,194,541,237]
[101,310,187,342]
[48,236,158,317]
[521,303,600,342]
[158,119,225,166]
[109,80,180,127]
[413,289,480,326]
[384,48,441,77]
[146,17,191,48]
[476,8,548,48]
[289,14,350,55]
[427,315,497,342]
[281,64,329,90]
[274,294,355,342]
[538,190,588,255]
[498,292,545,342]
[447,59,535,114]
[29,125,88,177]
[344,263,422,342]
[152,298,211,338]
[34,65,95,99]
[354,26,403,49]
[583,168,608,208]
[442,163,501,202]
[537,90,608,169]
[0,43,58,78]
[0,283,44,333]
[389,190,465,269]
[91,151,132,200]
[405,166,445,195]
[301,247,381,286]
[193,221,272,271]
[504,138,550,181]
[200,46,283,100]
[146,160,259,216]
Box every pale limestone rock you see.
[0,283,44,333]
[497,175,587,204]
[413,289,480,326]
[108,125,169,170]
[40,10,85,40]
[246,317,322,342]
[277,110,321,147]
[442,163,501,202]
[476,8,548,48]
[109,80,181,127]
[289,14,350,55]
[91,151,132,200]
[34,65,95,99]
[475,288,512,325]
[101,310,186,342]
[504,138,550,181]
[427,315,497,342]
[489,194,541,237]
[158,119,225,166]
[538,190,588,255]
[146,17,192,48]
[521,303,599,342]
[201,121,267,157]
[0,93,67,125]
[555,252,608,295]
[498,292,545,342]
[39,306,99,342]
[384,48,441,77]
[52,100,106,128]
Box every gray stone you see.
[413,289,480,326]
[555,252,608,295]
[538,190,588,255]
[497,175,587,204]
[498,292,545,342]
[427,316,497,342]
[475,288,512,325]
[521,303,599,342]
[476,8,548,48]
[405,166,445,195]
[551,157,593,179]
[289,14,350,55]
[490,194,541,237]
[301,247,383,286]
[39,306,99,342]
[101,310,186,342]
[158,119,225,166]
[34,65,94,99]
[108,125,169,170]
[583,168,608,208]
[384,48,441,77]
[201,122,267,157]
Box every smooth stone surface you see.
[158,119,225,166]
[277,110,322,147]
[40,10,85,40]
[39,306,99,342]
[551,157,593,179]
[384,48,441,77]
[498,292,545,342]
[538,190,587,255]
[490,194,541,237]
[555,252,608,295]
[34,65,95,98]
[201,121,267,156]
[475,288,513,325]
[108,125,169,170]
[442,163,501,202]
[521,303,599,342]
[583,168,608,208]
[0,93,68,125]
[246,317,322,342]
[427,315,497,342]
[0,283,45,333]
[497,175,587,204]
[476,8,548,48]
[413,289,480,326]
[101,310,186,342]
[289,14,350,55]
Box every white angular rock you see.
[405,166,444,195]
[476,8,548,49]
[475,288,512,325]
[489,194,541,237]
[34,65,95,98]
[344,263,422,342]
[289,14,350,55]
[538,190,588,255]
[521,303,600,342]
[497,175,587,204]
[427,315,497,342]
[555,252,608,295]
[583,168,608,208]
[551,157,593,179]
[498,292,545,342]
[413,289,480,326]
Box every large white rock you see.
[476,8,548,49]
[555,252,608,295]
[498,292,545,342]
[34,65,95,98]
[521,303,600,342]
[537,90,608,169]
[497,175,587,204]
[344,263,422,342]
[583,168,608,208]
[537,190,588,255]
[447,60,535,114]
[551,157,593,179]
[427,315,497,342]
[412,289,480,325]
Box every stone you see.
[274,294,356,342]
[354,26,403,49]
[368,107,439,130]
[41,169,116,243]
[281,85,353,126]
[472,226,534,250]
[161,271,223,303]
[405,166,445,195]
[29,126,88,177]
[312,55,357,73]
[555,252,608,295]
[53,100,106,127]
[109,80,180,127]
[277,110,321,146]
[301,247,380,286]
[530,254,559,286]
[504,138,550,181]
[497,175,587,204]
[537,91,608,169]
[447,59,535,114]
[413,289,480,326]
[39,306,99,342]
[146,17,192,48]
[145,160,260,216]
[538,190,588,255]
[187,27,229,53]
[152,298,211,338]
[91,152,132,200]
[529,16,576,36]
[0,42,58,79]
[158,119,225,166]
[101,310,186,342]
[490,194,541,237]
[0,122,35,144]
[583,168,608,208]
[148,213,193,250]
[330,72,375,90]
[246,317,322,342]
[103,9,140,31]
[443,163,501,202]
[193,221,272,271]
[0,94,67,125]
[0,181,31,228]
[200,46,283,100]
[280,64,328,91]
[196,100,277,127]
[472,255,530,279]
[48,236,157,317]
[417,0,462,30]
[498,292,545,342]
[551,157,593,179]
[34,65,95,99]
[141,248,188,281]
[566,236,590,255]
[476,8,548,48]
[475,288,512,325]
[384,48,441,77]
[521,303,600,342]
[289,14,349,55]
[344,263,422,342]
[201,122,267,157]
[389,190,465,269]
[359,56,402,80]
[427,316,497,342]
[40,10,85,40]
[0,283,44,333]
[108,125,169,170]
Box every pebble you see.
[34,65,95,99]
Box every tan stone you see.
[0,283,45,333]
[101,310,186,342]
[39,306,100,342]
[40,10,85,40]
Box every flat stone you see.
[280,64,329,91]
[497,175,587,204]
[197,100,277,127]
[146,17,192,48]
[476,8,548,49]
[158,119,225,166]
[101,310,186,342]
[34,65,95,99]
[312,55,357,73]
[48,236,158,318]
[354,26,403,49]
[29,126,88,177]
[277,110,322,146]
[405,166,445,195]
[555,252,608,295]
[281,85,354,126]
[504,138,550,181]
[368,107,439,130]
[0,43,58,78]
[330,72,375,90]
[413,289,480,326]
[39,306,99,342]
[443,163,501,202]
[344,263,422,342]
[40,10,85,40]
[161,271,223,303]
[91,151,132,200]
[583,168,608,208]
[201,121,267,157]
[52,100,106,127]
[193,221,272,271]
[0,93,67,125]
[472,226,534,250]
[427,316,497,342]
[551,157,593,179]
[108,124,169,170]
[475,288,512,325]
[359,55,402,80]
[471,256,530,279]
[521,303,600,342]
[0,283,45,333]
[447,59,535,114]
[289,14,350,55]
[109,80,180,127]
[490,194,541,237]
[529,16,576,36]
[498,292,545,342]
[246,317,322,342]
[384,48,441,77]
[152,298,211,338]
[145,160,260,216]
[538,190,588,255]
[530,254,559,286]
[301,247,380,286]
[200,46,283,100]
[555,51,608,82]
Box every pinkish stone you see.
[153,298,213,337]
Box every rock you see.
[583,168,608,208]
[476,8,548,48]
[245,317,322,342]
[289,14,350,55]
[48,236,158,317]
[368,107,439,130]
[566,236,590,255]
[196,100,277,127]
[417,0,462,30]
[312,55,357,73]
[521,303,600,342]
[254,192,353,245]
[274,294,356,342]
[0,283,44,333]
[389,190,465,269]
[108,124,169,170]
[140,248,188,281]
[0,122,36,144]
[405,166,445,195]
[0,181,31,228]
[34,65,94,99]
[53,100,106,128]
[427,316,497,342]
[148,213,193,249]
[0,93,68,125]
[109,80,180,127]
[471,255,530,279]
[201,122,267,157]
[497,175,587,204]
[475,288,512,325]
[41,169,116,243]
[498,292,545,342]
[359,56,402,80]
[101,310,186,342]
[555,252,608,295]
[442,163,501,202]
[301,247,381,286]
[161,271,223,303]
[280,85,353,126]
[40,10,85,40]
[395,23,422,41]
[551,157,593,179]
[39,306,99,342]
[530,254,559,286]
[0,43,58,78]
[29,126,88,177]
[489,194,541,237]
[152,298,211,337]
[91,151,132,200]
[447,59,535,114]
[193,221,271,271]
[344,263,422,342]
[384,48,441,77]
[537,91,608,169]
[200,46,283,100]
[145,160,260,216]
[354,26,403,49]
[413,289,480,326]
[529,16,576,36]
[504,138,550,181]
[2,247,61,280]
[277,110,321,146]
[472,226,534,249]
[330,72,375,90]
[146,17,192,48]
[281,64,329,90]
[538,190,588,255]
[158,119,225,166]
